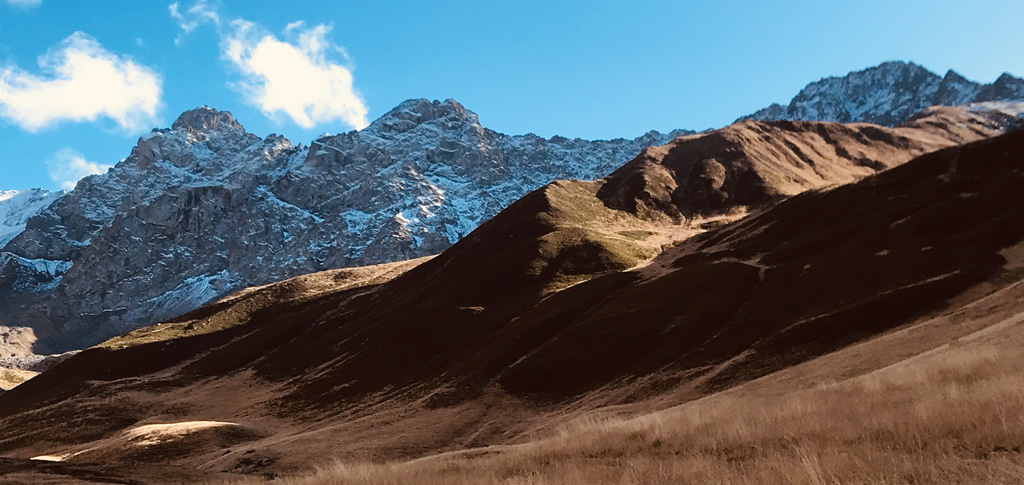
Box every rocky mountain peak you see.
[128,107,261,168]
[364,98,481,135]
[975,72,1024,102]
[873,60,927,75]
[740,61,1024,126]
[838,61,936,89]
[934,69,983,106]
[171,106,246,139]
[995,72,1023,84]
[942,69,969,82]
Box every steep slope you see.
[0,367,36,392]
[0,100,690,359]
[975,72,1024,102]
[100,256,431,351]
[0,189,66,362]
[599,105,1019,221]
[0,116,1021,482]
[0,189,63,248]
[256,265,1024,485]
[742,61,1024,126]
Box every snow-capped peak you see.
[975,73,1024,102]
[363,98,483,136]
[741,61,1024,126]
[0,188,65,248]
[171,106,247,140]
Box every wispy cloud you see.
[222,20,368,130]
[168,0,220,46]
[3,0,42,9]
[169,2,368,131]
[46,148,112,190]
[0,32,162,132]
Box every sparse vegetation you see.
[226,318,1024,484]
[0,368,37,391]
[616,230,655,241]
[98,257,430,350]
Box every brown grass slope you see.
[598,105,1018,220]
[0,110,1020,482]
[0,367,36,392]
[248,263,1024,485]
[504,128,1024,397]
[100,257,431,351]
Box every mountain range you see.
[742,61,1024,126]
[0,101,1021,482]
[0,101,689,359]
[0,60,1022,367]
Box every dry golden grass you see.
[99,256,432,350]
[0,367,37,391]
[224,306,1024,485]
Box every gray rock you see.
[0,100,691,354]
[740,61,1024,126]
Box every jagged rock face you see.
[975,73,1024,102]
[0,101,691,354]
[275,99,690,264]
[0,189,64,248]
[742,62,1024,126]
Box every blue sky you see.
[1,0,1022,191]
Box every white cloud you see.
[167,2,368,131]
[222,19,368,130]
[46,148,112,190]
[169,0,220,46]
[4,0,42,8]
[0,32,162,132]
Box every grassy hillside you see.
[244,277,1024,484]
